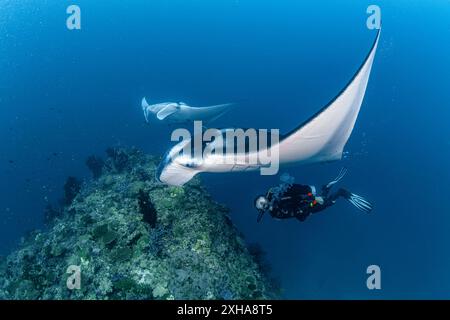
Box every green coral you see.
[168,186,185,199]
[113,278,136,291]
[153,283,169,299]
[50,245,65,257]
[92,224,108,239]
[111,247,133,263]
[92,224,119,247]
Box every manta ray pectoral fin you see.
[157,104,179,120]
[277,29,381,165]
[141,97,150,123]
[142,97,150,108]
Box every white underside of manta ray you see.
[157,29,381,186]
[141,98,233,124]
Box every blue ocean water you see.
[1,0,449,299]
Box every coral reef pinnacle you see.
[0,148,278,300]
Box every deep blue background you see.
[1,0,449,299]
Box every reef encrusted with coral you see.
[0,148,278,300]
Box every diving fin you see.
[345,192,373,213]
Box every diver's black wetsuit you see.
[267,184,348,222]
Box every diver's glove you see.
[344,192,373,213]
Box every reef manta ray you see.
[157,29,381,186]
[142,98,233,124]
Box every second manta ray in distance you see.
[141,98,234,124]
[157,29,381,186]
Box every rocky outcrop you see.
[0,148,278,300]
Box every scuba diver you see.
[254,168,373,223]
